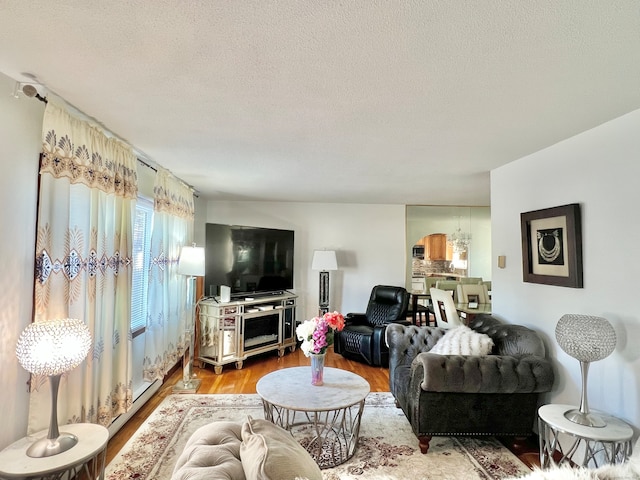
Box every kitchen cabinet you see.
[425,234,452,261]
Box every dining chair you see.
[407,294,429,326]
[418,276,445,327]
[482,280,492,300]
[425,276,446,291]
[434,280,461,303]
[460,277,483,284]
[429,288,463,329]
[456,283,490,304]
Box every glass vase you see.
[310,353,325,386]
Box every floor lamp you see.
[312,250,337,315]
[173,244,205,394]
[15,318,92,457]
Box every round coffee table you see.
[256,366,370,469]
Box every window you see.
[131,196,154,336]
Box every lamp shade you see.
[178,245,205,276]
[312,250,337,271]
[555,314,616,362]
[16,319,92,376]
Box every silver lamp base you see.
[564,408,607,428]
[26,432,78,458]
[173,377,202,394]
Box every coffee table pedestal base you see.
[262,399,365,469]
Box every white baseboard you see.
[107,379,161,438]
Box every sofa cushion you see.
[172,421,246,480]
[429,325,494,355]
[240,416,323,480]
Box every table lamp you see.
[311,250,337,314]
[555,314,617,427]
[15,318,92,457]
[173,244,205,393]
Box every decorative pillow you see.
[240,416,323,480]
[430,325,494,355]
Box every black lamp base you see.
[319,270,330,315]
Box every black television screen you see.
[205,223,294,297]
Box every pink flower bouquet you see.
[296,311,345,356]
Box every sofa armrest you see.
[386,324,446,394]
[386,323,445,354]
[414,352,554,394]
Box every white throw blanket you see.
[507,442,640,480]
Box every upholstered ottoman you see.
[171,417,323,480]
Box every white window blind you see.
[131,196,154,334]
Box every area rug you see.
[105,392,532,480]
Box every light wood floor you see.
[106,347,540,468]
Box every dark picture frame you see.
[520,203,583,288]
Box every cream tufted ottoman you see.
[171,417,323,480]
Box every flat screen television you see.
[205,223,294,298]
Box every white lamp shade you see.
[312,250,338,271]
[16,319,92,376]
[178,245,205,276]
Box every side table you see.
[0,423,109,480]
[538,404,633,468]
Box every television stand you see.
[197,291,297,374]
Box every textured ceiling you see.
[1,1,639,205]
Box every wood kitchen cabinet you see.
[425,233,452,261]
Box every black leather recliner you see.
[334,285,409,367]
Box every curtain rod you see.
[137,157,157,172]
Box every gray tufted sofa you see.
[386,314,555,454]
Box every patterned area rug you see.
[105,392,532,480]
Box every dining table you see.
[455,302,492,324]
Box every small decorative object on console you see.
[296,311,345,385]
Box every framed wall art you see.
[520,203,583,288]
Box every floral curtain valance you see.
[153,176,195,219]
[41,101,137,198]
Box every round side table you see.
[0,423,109,480]
[257,366,370,469]
[538,404,633,469]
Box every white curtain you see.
[143,168,194,381]
[31,101,137,433]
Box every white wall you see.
[206,201,406,320]
[0,73,44,449]
[491,109,640,431]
